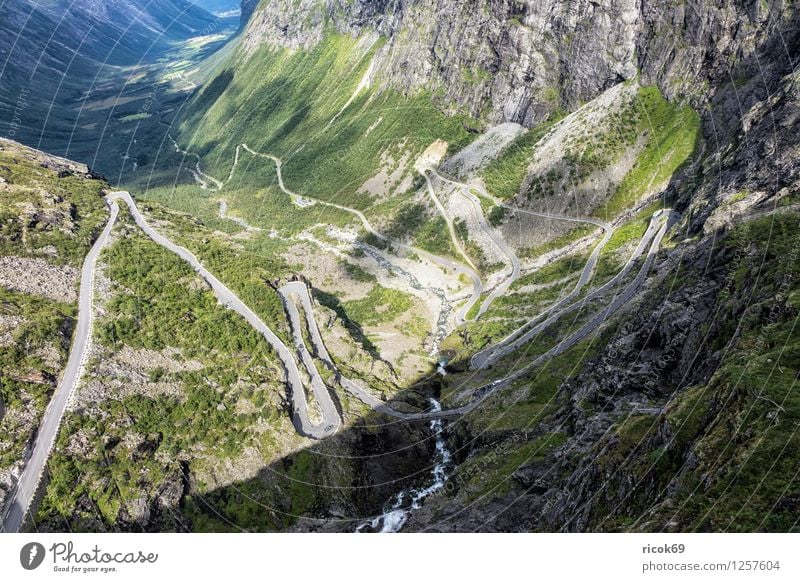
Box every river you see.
[356,399,453,533]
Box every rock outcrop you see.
[398,1,800,531]
[239,0,795,127]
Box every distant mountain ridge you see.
[2,0,219,66]
[0,0,221,165]
[190,0,242,15]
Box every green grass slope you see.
[36,210,293,528]
[129,33,477,263]
[0,140,107,485]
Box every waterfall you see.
[356,399,452,533]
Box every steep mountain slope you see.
[404,4,800,531]
[0,138,108,516]
[0,0,224,169]
[239,0,789,126]
[144,0,797,532]
[1,0,797,533]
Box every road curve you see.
[468,205,613,368]
[168,134,223,191]
[278,206,671,420]
[427,170,521,318]
[277,282,341,432]
[279,281,463,420]
[422,171,479,272]
[3,191,346,532]
[165,139,484,327]
[471,210,673,369]
[442,210,679,415]
[1,192,345,531]
[464,189,521,319]
[2,201,119,534]
[107,192,340,440]
[2,122,678,533]
[495,209,679,383]
[430,169,614,322]
[235,144,484,326]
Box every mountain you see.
[1,0,219,66]
[142,0,800,532]
[236,0,792,124]
[0,0,223,167]
[0,0,797,533]
[190,0,242,15]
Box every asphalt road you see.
[464,188,521,318]
[156,142,678,399]
[422,171,479,272]
[1,200,119,534]
[2,192,344,533]
[445,209,679,415]
[469,208,614,368]
[428,170,521,318]
[493,209,680,383]
[107,192,340,440]
[169,140,485,326]
[1,140,678,532]
[277,282,341,434]
[430,169,615,322]
[471,210,674,369]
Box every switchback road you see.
[2,191,341,533]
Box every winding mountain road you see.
[459,186,521,319]
[427,170,522,318]
[234,144,484,325]
[170,135,485,329]
[471,210,674,369]
[1,201,118,534]
[1,191,341,533]
[108,192,340,439]
[169,137,485,329]
[495,209,679,383]
[468,206,614,369]
[277,282,341,432]
[2,135,678,533]
[168,134,223,191]
[429,170,614,320]
[1,202,676,534]
[280,210,676,419]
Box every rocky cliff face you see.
[176,0,799,532]
[240,0,794,126]
[398,3,800,531]
[4,0,796,533]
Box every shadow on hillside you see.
[311,289,381,361]
[192,69,235,116]
[181,383,452,533]
[50,368,469,533]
